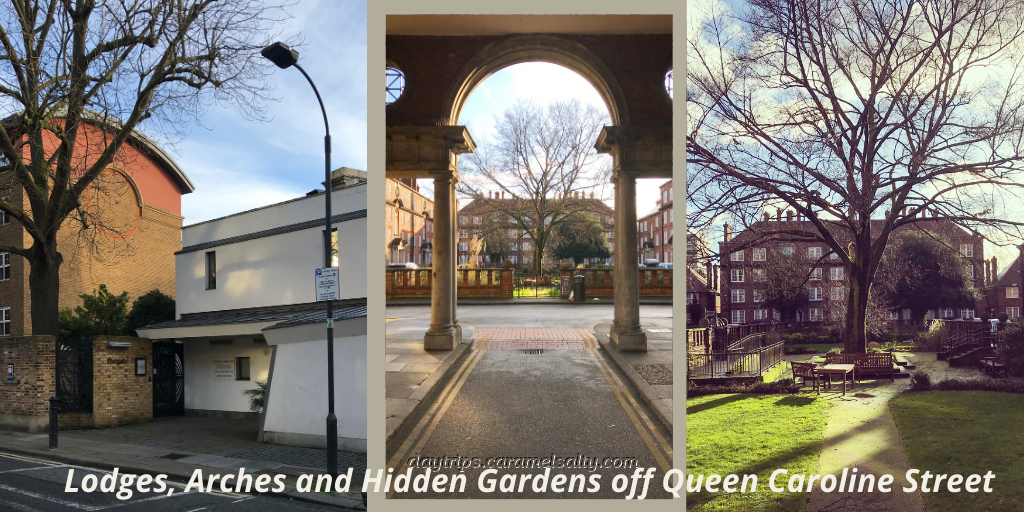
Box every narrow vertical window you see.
[0,252,8,281]
[205,251,216,290]
[236,357,250,381]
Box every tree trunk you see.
[532,241,544,274]
[28,240,63,336]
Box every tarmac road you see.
[0,451,351,511]
[385,304,674,499]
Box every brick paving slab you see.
[224,444,366,471]
[472,327,597,350]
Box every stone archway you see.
[386,16,672,351]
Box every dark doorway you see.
[152,341,184,417]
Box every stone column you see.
[450,177,461,341]
[386,126,475,351]
[611,172,647,351]
[424,174,460,350]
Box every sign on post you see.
[315,267,341,301]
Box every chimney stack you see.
[712,264,719,291]
[724,223,733,242]
[787,210,794,222]
[764,212,770,222]
[993,256,999,280]
[776,210,782,222]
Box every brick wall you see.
[559,268,672,298]
[386,34,672,128]
[386,268,513,298]
[88,336,152,428]
[0,336,56,432]
[0,335,152,433]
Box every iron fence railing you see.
[688,341,785,379]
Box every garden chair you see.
[791,361,819,392]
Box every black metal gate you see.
[56,338,93,413]
[152,342,185,417]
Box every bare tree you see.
[0,0,290,335]
[459,99,611,274]
[688,0,1024,351]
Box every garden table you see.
[815,364,856,395]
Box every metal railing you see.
[727,333,766,352]
[689,341,786,378]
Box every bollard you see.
[48,396,58,448]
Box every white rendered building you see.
[138,168,367,452]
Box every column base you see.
[424,327,462,351]
[610,327,648,352]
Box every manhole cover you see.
[158,453,190,460]
[524,349,544,355]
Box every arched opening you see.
[441,35,630,127]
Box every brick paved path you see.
[471,327,597,350]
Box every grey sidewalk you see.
[594,320,674,429]
[384,321,473,442]
[0,416,365,509]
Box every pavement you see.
[386,297,674,306]
[384,304,674,499]
[594,319,673,429]
[0,417,366,510]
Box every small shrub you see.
[998,312,1009,323]
[997,318,1024,376]
[687,378,802,397]
[242,379,268,412]
[766,331,782,345]
[929,378,1024,394]
[791,333,806,344]
[909,371,931,391]
[827,347,842,354]
[868,342,880,350]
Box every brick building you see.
[638,180,673,264]
[686,263,720,326]
[718,215,985,325]
[983,246,1024,319]
[0,117,193,336]
[457,191,614,269]
[385,178,434,266]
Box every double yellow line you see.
[385,332,493,498]
[576,328,673,473]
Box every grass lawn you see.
[687,393,830,512]
[513,285,559,298]
[890,391,1024,512]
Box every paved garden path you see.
[805,379,923,512]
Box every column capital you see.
[386,125,476,178]
[596,125,672,179]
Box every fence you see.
[512,272,560,298]
[557,268,672,298]
[937,319,1001,357]
[689,342,786,379]
[386,268,514,299]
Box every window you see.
[459,229,467,239]
[831,287,844,300]
[0,307,8,335]
[458,242,468,251]
[903,309,912,320]
[386,67,405,104]
[665,68,674,98]
[687,293,698,305]
[205,252,216,290]
[731,269,745,283]
[781,246,794,256]
[236,357,250,381]
[808,247,822,259]
[732,309,746,324]
[830,267,845,280]
[939,308,954,318]
[752,269,765,282]
[889,311,899,320]
[810,268,822,280]
[0,196,8,226]
[730,251,744,262]
[1010,287,1021,299]
[809,287,823,301]
[809,308,823,322]
[0,252,7,281]
[830,252,839,260]
[752,248,766,261]
[523,242,532,252]
[960,244,974,257]
[330,229,338,267]
[731,289,746,303]
[966,263,974,278]
[474,216,481,225]
[1009,307,1021,319]
[753,309,768,320]
[753,290,764,302]
[962,309,975,319]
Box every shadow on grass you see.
[774,395,817,407]
[686,393,749,415]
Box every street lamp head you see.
[261,42,299,69]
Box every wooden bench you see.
[981,357,1009,378]
[824,352,896,382]
[791,361,819,392]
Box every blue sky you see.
[420,62,670,217]
[172,0,367,224]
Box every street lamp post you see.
[261,42,338,477]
